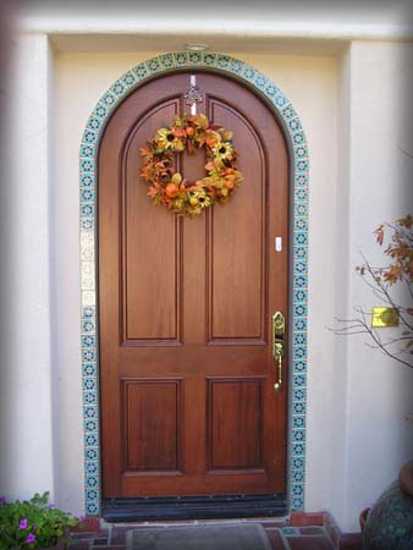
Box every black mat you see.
[103,494,286,522]
[128,523,272,550]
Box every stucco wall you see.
[0,33,55,502]
[343,41,413,528]
[2,34,413,533]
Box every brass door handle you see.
[273,343,283,391]
[272,312,285,392]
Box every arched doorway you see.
[79,52,309,518]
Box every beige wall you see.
[0,33,55,502]
[343,41,413,528]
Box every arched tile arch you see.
[79,51,309,516]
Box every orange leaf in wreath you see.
[193,113,209,129]
[140,164,154,181]
[147,184,160,199]
[220,129,233,141]
[162,194,173,207]
[172,127,186,138]
[179,183,187,193]
[139,144,152,155]
[205,130,222,149]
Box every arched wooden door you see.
[99,71,289,507]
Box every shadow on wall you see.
[396,37,413,460]
[0,0,21,499]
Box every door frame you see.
[79,51,309,517]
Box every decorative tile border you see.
[79,51,309,516]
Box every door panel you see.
[207,100,266,343]
[99,71,289,498]
[208,378,263,471]
[122,378,182,472]
[122,100,183,344]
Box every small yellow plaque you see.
[371,307,399,328]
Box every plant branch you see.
[333,313,413,369]
[361,255,413,332]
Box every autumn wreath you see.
[139,113,243,217]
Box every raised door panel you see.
[123,100,182,344]
[208,378,264,471]
[122,379,182,471]
[207,99,266,344]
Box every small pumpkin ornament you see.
[139,114,243,217]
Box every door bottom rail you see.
[102,493,287,522]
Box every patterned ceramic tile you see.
[174,51,188,66]
[102,92,116,106]
[146,57,161,73]
[82,362,96,378]
[275,95,288,108]
[83,377,96,391]
[133,63,148,80]
[79,51,309,516]
[159,53,174,68]
[293,388,306,402]
[188,51,202,64]
[121,71,136,87]
[94,105,107,119]
[82,319,95,333]
[111,80,126,97]
[216,54,231,69]
[230,58,243,74]
[80,144,96,158]
[203,53,217,65]
[83,130,96,144]
[293,416,305,429]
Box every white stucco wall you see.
[343,41,413,528]
[2,30,413,534]
[0,34,55,500]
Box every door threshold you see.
[102,494,287,522]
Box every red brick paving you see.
[266,527,288,547]
[339,533,363,549]
[299,527,326,535]
[67,518,363,549]
[289,512,325,526]
[286,536,334,549]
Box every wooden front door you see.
[99,71,289,499]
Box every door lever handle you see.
[272,312,285,392]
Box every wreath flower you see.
[139,114,243,217]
